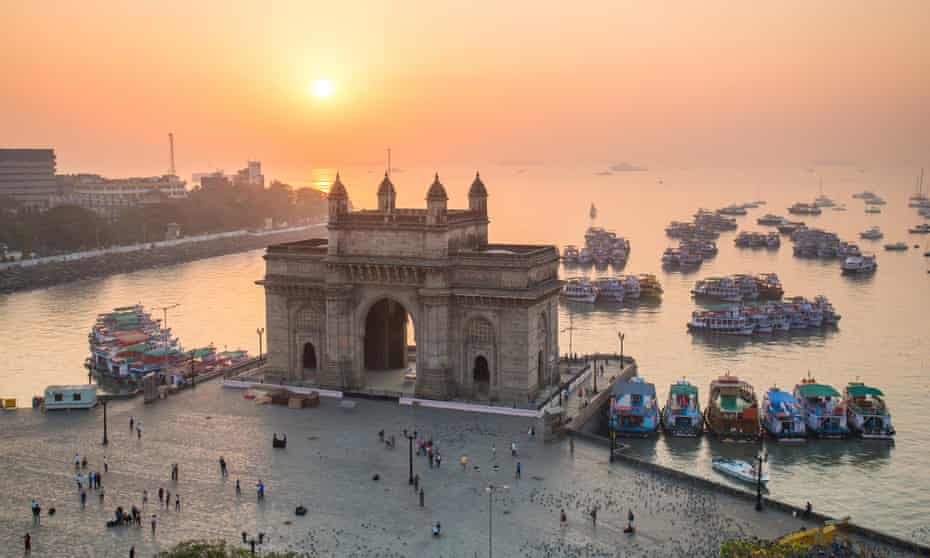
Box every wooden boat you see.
[608,377,660,437]
[794,375,849,439]
[661,380,702,437]
[844,382,895,440]
[704,373,760,440]
[761,387,806,442]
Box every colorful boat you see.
[844,382,895,440]
[608,376,660,437]
[761,388,806,442]
[704,374,760,440]
[661,380,703,437]
[637,274,663,298]
[794,376,849,439]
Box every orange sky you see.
[3,1,929,180]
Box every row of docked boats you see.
[89,305,249,383]
[607,373,894,441]
[560,274,663,304]
[562,225,631,267]
[687,295,840,335]
[691,273,784,303]
[734,230,780,248]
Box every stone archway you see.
[364,298,410,370]
[473,355,490,394]
[302,342,317,370]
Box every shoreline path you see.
[0,381,916,557]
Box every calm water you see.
[1,165,928,542]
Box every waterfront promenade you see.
[0,380,917,557]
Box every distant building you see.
[50,174,188,219]
[0,148,57,209]
[193,161,264,191]
[199,171,232,192]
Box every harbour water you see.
[1,165,928,543]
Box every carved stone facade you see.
[258,172,563,401]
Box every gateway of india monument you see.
[258,171,564,402]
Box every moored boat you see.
[844,382,895,440]
[841,254,877,274]
[687,308,754,336]
[794,375,849,439]
[560,278,597,303]
[662,380,703,437]
[608,376,660,437]
[562,245,579,263]
[593,277,625,303]
[704,373,760,440]
[637,274,664,298]
[712,457,768,485]
[884,242,908,251]
[788,202,822,215]
[757,214,785,226]
[859,227,883,240]
[692,277,742,302]
[762,388,806,442]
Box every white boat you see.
[562,245,579,263]
[859,227,883,240]
[692,277,742,302]
[593,277,625,303]
[865,197,886,205]
[712,457,768,485]
[865,206,881,214]
[852,190,878,200]
[844,382,895,440]
[560,278,597,303]
[718,204,748,216]
[841,254,877,274]
[687,308,755,336]
[43,385,98,410]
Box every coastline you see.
[0,223,326,295]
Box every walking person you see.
[129,416,134,431]
[174,494,180,512]
[428,447,434,468]
[142,490,148,508]
[24,532,31,554]
[31,499,40,525]
[625,509,635,533]
[104,456,108,473]
[511,441,518,457]
[419,487,424,507]
[219,456,227,477]
[235,479,241,497]
[515,461,522,479]
[435,452,441,468]
[569,436,575,455]
[560,509,567,527]
[136,421,142,439]
[165,490,171,510]
[157,487,163,506]
[590,506,597,526]
[80,489,87,509]
[460,455,468,471]
[129,545,135,558]
[150,513,157,536]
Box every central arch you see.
[364,298,410,371]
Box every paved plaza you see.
[0,380,916,557]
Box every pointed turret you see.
[426,172,448,225]
[328,172,350,222]
[468,171,488,215]
[377,172,396,212]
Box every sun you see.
[311,79,334,99]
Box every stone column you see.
[415,290,453,399]
[264,288,290,377]
[320,285,357,390]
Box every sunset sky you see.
[4,1,929,181]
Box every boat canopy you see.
[846,384,884,397]
[612,381,656,397]
[144,348,179,357]
[118,343,149,353]
[188,347,215,359]
[796,383,840,398]
[670,383,698,396]
[766,389,796,404]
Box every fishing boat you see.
[718,204,748,216]
[841,254,877,274]
[637,274,663,298]
[687,308,755,336]
[859,227,883,240]
[691,277,742,303]
[757,214,785,226]
[712,457,768,485]
[762,388,806,442]
[844,382,895,440]
[788,202,822,215]
[864,197,886,205]
[593,277,625,303]
[777,221,805,234]
[794,375,849,439]
[884,242,908,251]
[578,248,593,265]
[608,376,660,437]
[704,373,760,440]
[562,245,579,263]
[43,385,98,411]
[661,248,680,266]
[560,278,597,303]
[909,224,930,234]
[661,380,703,437]
[619,275,641,299]
[852,190,878,200]
[865,206,881,214]
[754,273,784,299]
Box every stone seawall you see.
[571,428,930,556]
[0,226,325,294]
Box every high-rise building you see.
[0,149,57,208]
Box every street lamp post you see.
[486,484,508,558]
[101,399,109,446]
[618,331,626,367]
[755,447,767,511]
[406,429,417,484]
[256,327,265,362]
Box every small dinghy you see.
[712,457,768,485]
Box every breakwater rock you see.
[0,227,322,295]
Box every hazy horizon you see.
[4,1,929,181]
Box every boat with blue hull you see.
[844,383,895,441]
[608,377,660,437]
[661,380,703,437]
[794,376,849,439]
[762,388,806,442]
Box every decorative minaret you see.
[468,171,487,216]
[328,172,349,222]
[377,172,396,213]
[425,172,448,225]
